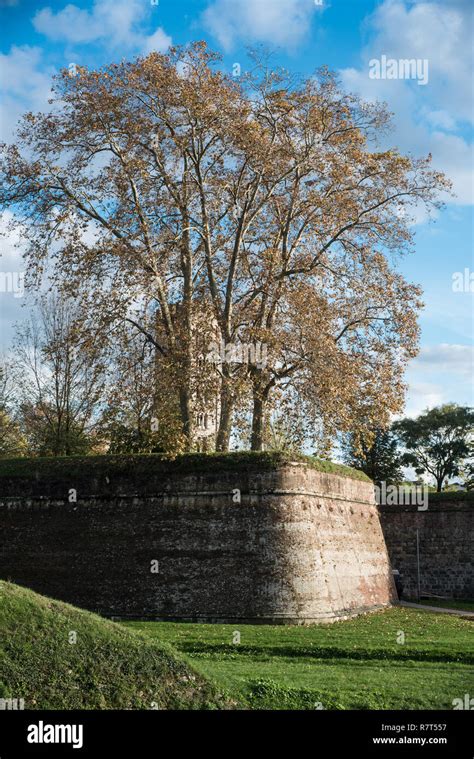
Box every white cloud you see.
[414,343,474,376]
[423,109,457,132]
[0,2,172,142]
[0,211,29,347]
[33,0,143,45]
[0,45,53,142]
[402,380,444,418]
[142,27,173,55]
[0,211,26,272]
[361,0,472,123]
[33,0,171,54]
[339,0,473,206]
[0,209,104,350]
[201,0,319,51]
[401,343,474,418]
[34,4,103,44]
[337,77,472,204]
[420,291,473,343]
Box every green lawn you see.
[2,582,472,710]
[125,608,474,710]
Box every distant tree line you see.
[341,405,474,492]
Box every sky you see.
[0,0,472,418]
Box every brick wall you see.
[379,501,473,599]
[0,462,396,622]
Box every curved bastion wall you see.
[0,460,396,622]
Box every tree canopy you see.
[0,42,450,452]
[341,427,403,485]
[393,404,474,492]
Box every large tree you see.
[0,43,450,451]
[393,404,474,492]
[341,427,403,484]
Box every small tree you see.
[341,427,403,484]
[0,363,26,457]
[13,295,106,456]
[100,322,186,456]
[456,460,474,491]
[393,404,474,492]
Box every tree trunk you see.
[179,386,193,451]
[216,369,234,451]
[250,394,265,451]
[250,370,273,451]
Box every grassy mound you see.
[0,582,235,710]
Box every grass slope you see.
[126,609,474,710]
[0,582,235,710]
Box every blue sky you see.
[0,0,472,417]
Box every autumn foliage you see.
[0,42,450,452]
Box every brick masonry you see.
[0,463,397,622]
[379,501,473,600]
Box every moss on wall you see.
[0,451,370,495]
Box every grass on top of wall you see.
[0,581,235,710]
[0,451,371,483]
[427,491,474,502]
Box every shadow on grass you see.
[178,642,474,665]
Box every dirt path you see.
[398,601,474,617]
